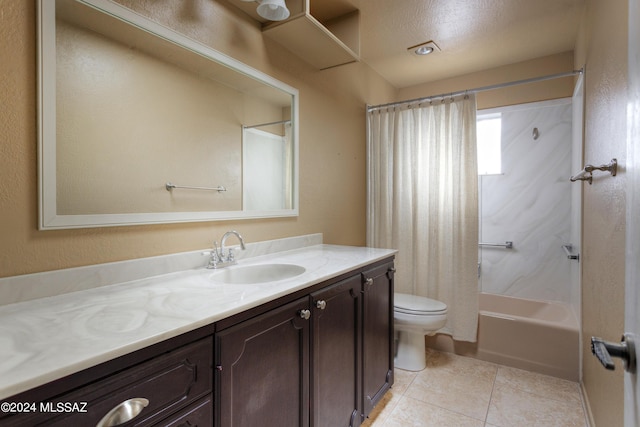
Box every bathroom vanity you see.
[0,241,395,427]
[216,260,394,427]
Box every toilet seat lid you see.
[394,293,447,314]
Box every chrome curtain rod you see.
[367,69,584,112]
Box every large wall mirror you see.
[38,0,299,229]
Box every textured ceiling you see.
[357,0,585,88]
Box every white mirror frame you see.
[37,0,299,230]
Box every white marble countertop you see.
[0,244,395,400]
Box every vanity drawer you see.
[152,395,213,427]
[3,337,213,426]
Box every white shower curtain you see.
[367,95,479,342]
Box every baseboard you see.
[580,381,596,427]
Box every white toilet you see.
[394,292,448,371]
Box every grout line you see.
[385,350,589,427]
[483,365,500,425]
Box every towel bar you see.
[165,182,227,193]
[479,241,513,249]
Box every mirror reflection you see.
[39,0,298,229]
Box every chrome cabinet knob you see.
[299,309,311,320]
[364,278,373,286]
[315,300,327,310]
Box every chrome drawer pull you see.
[96,397,149,427]
[315,300,327,310]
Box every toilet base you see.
[394,330,427,371]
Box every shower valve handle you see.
[591,334,636,373]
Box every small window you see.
[477,113,502,175]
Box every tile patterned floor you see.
[362,349,588,427]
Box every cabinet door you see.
[311,275,361,427]
[216,297,310,427]
[361,263,395,417]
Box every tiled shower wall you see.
[479,98,574,304]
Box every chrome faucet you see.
[206,230,246,269]
[220,230,246,260]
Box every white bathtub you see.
[426,293,580,381]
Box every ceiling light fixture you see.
[407,40,440,57]
[414,46,434,55]
[240,0,290,21]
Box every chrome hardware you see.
[364,278,373,286]
[220,231,246,261]
[202,242,221,269]
[96,398,149,427]
[479,241,513,249]
[386,267,397,280]
[206,231,246,269]
[243,119,291,129]
[367,69,583,113]
[562,244,580,260]
[315,300,327,310]
[591,334,636,373]
[532,127,540,140]
[570,158,618,185]
[299,309,311,320]
[165,182,227,193]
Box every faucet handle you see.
[227,248,235,262]
[203,248,220,269]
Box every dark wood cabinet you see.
[155,395,213,427]
[215,259,395,427]
[1,336,214,427]
[311,274,362,427]
[215,297,311,427]
[362,262,395,418]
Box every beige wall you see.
[0,0,395,278]
[397,51,577,110]
[574,0,628,426]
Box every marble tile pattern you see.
[0,237,396,400]
[479,99,574,303]
[0,233,323,306]
[362,349,588,427]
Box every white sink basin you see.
[209,264,306,284]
